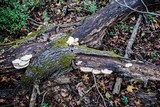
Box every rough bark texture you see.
[22,46,160,83]
[0,0,160,82]
[72,0,158,48]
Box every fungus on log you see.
[0,0,160,83]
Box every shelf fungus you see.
[101,69,113,74]
[66,36,79,46]
[92,69,101,74]
[125,63,133,68]
[80,67,93,72]
[12,54,32,69]
[80,66,113,75]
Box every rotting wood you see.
[112,77,123,94]
[0,38,160,82]
[29,84,39,107]
[0,0,160,82]
[72,0,159,48]
[124,14,142,58]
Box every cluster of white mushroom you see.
[12,54,32,69]
[76,60,113,74]
[77,61,133,75]
[66,36,79,45]
[80,67,113,74]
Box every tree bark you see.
[0,0,160,82]
[72,0,159,48]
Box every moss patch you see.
[58,54,75,68]
[78,46,121,57]
[21,53,75,85]
[106,51,121,57]
[51,34,70,47]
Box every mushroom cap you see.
[19,60,30,66]
[67,36,75,45]
[92,69,101,74]
[13,63,30,69]
[74,38,79,42]
[125,63,133,68]
[12,59,21,65]
[76,61,83,65]
[101,69,113,74]
[80,67,93,72]
[20,54,32,61]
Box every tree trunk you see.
[72,0,159,48]
[0,0,160,82]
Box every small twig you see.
[28,17,43,25]
[124,14,142,58]
[29,84,38,107]
[112,77,123,94]
[115,0,160,16]
[85,84,96,94]
[41,91,48,105]
[92,73,107,107]
[140,0,149,12]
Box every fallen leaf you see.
[56,9,61,15]
[105,92,111,99]
[127,85,135,92]
[82,74,89,83]
[121,96,128,103]
[0,99,5,103]
[0,76,8,82]
[114,98,121,105]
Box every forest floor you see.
[0,1,160,107]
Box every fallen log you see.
[72,0,159,48]
[22,45,160,84]
[0,0,160,83]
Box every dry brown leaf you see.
[0,99,5,103]
[0,76,8,82]
[82,74,89,83]
[114,98,121,105]
[127,85,135,92]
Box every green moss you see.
[20,75,35,87]
[58,54,75,68]
[106,51,121,57]
[78,46,121,57]
[51,34,70,47]
[21,53,75,85]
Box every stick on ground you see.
[124,14,142,58]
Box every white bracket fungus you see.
[101,69,113,74]
[75,61,83,65]
[80,67,93,72]
[80,66,113,75]
[66,36,79,46]
[12,54,32,69]
[125,63,133,68]
[92,69,101,74]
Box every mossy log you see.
[23,45,160,84]
[0,0,160,82]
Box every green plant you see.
[147,14,156,22]
[0,0,36,35]
[42,10,50,25]
[151,50,158,57]
[83,0,97,14]
[41,102,49,107]
[115,22,129,32]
